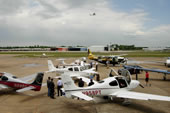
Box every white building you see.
[88,45,105,52]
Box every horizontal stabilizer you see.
[0,84,9,89]
[16,86,35,92]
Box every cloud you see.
[0,0,169,47]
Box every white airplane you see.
[61,69,170,103]
[0,72,44,92]
[57,58,89,67]
[46,60,98,77]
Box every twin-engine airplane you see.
[0,72,44,92]
[61,69,170,103]
[47,60,98,77]
[88,49,127,66]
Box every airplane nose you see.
[129,80,140,89]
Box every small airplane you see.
[88,49,127,66]
[0,72,44,92]
[61,69,170,103]
[33,53,54,58]
[121,65,170,80]
[57,58,89,67]
[46,60,98,77]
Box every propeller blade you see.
[139,84,144,88]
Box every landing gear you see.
[122,98,131,105]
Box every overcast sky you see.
[0,0,170,47]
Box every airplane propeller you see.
[139,83,144,88]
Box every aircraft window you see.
[109,80,118,86]
[68,68,73,71]
[98,80,104,83]
[80,67,83,71]
[116,77,127,88]
[1,76,8,81]
[12,76,17,79]
[74,67,79,71]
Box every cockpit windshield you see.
[116,77,127,88]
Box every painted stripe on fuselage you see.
[0,81,40,91]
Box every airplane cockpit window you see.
[80,67,83,71]
[116,77,127,88]
[1,76,8,81]
[109,80,118,86]
[12,76,17,79]
[74,67,79,71]
[98,80,104,83]
[68,68,73,71]
[121,69,131,84]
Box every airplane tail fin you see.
[48,60,56,71]
[61,72,79,91]
[88,49,94,59]
[31,72,44,86]
[88,49,92,55]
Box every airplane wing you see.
[71,91,93,101]
[0,84,9,89]
[19,73,37,82]
[16,86,35,92]
[141,68,170,74]
[110,90,170,101]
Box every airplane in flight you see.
[88,49,127,66]
[47,60,98,77]
[61,69,170,103]
[120,65,170,80]
[0,72,44,92]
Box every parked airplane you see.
[57,58,89,67]
[121,65,170,80]
[0,72,44,92]
[61,69,170,103]
[47,60,98,76]
[88,49,127,66]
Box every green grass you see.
[0,51,170,57]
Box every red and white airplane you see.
[61,69,170,103]
[0,72,44,92]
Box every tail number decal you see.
[83,90,101,96]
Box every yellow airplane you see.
[87,49,127,66]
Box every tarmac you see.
[0,55,170,113]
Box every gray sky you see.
[0,0,170,47]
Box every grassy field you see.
[0,51,170,57]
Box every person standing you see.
[50,78,55,99]
[57,78,63,96]
[47,77,51,97]
[78,78,84,87]
[96,74,100,81]
[145,71,151,86]
[106,60,109,69]
[88,79,94,86]
[95,62,98,71]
